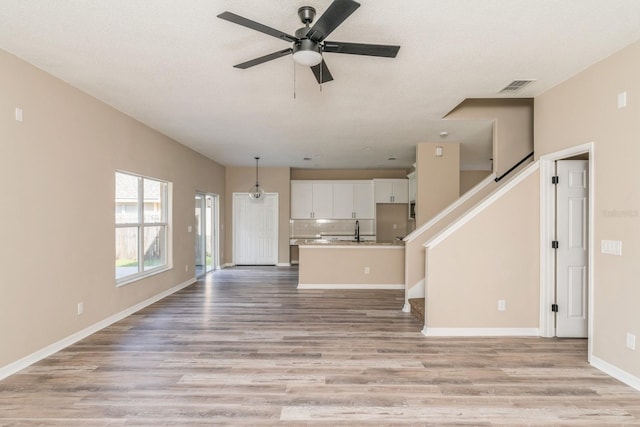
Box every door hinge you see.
[552,304,559,313]
[551,176,559,185]
[552,240,559,249]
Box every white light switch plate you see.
[627,333,636,350]
[601,240,622,256]
[618,92,627,109]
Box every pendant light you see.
[248,156,265,201]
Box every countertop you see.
[290,233,376,239]
[295,239,404,248]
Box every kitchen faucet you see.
[354,220,360,242]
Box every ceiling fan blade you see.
[234,48,293,69]
[306,0,360,43]
[310,60,334,84]
[323,41,400,58]
[218,11,298,43]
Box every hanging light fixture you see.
[248,156,265,201]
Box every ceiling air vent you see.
[500,80,535,93]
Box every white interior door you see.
[555,160,589,337]
[233,193,278,265]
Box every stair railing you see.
[494,151,534,182]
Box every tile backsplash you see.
[290,219,375,238]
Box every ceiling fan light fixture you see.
[292,39,322,66]
[293,50,322,66]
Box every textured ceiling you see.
[1,0,640,169]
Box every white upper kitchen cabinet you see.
[291,181,334,219]
[332,181,375,219]
[332,182,354,219]
[374,179,409,204]
[311,182,333,219]
[291,181,313,219]
[353,181,375,218]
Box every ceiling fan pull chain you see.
[320,54,323,92]
[293,61,296,99]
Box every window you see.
[115,171,170,285]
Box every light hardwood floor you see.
[1,266,639,426]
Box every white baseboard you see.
[277,263,291,267]
[291,260,299,265]
[421,327,540,337]
[0,277,197,381]
[221,263,234,268]
[402,302,411,313]
[591,355,640,392]
[297,283,404,290]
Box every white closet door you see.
[556,160,589,337]
[233,193,278,265]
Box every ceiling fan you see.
[217,0,400,84]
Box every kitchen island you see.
[296,240,405,289]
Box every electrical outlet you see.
[498,299,506,311]
[15,107,23,122]
[185,264,189,272]
[627,333,636,350]
[77,302,84,315]
[364,266,370,274]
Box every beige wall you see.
[446,99,533,177]
[426,169,540,328]
[290,245,299,263]
[416,142,460,225]
[299,246,404,285]
[404,176,498,301]
[535,41,640,378]
[0,49,226,369]
[460,170,492,194]
[376,204,409,243]
[291,169,408,180]
[225,167,290,265]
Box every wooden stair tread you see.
[408,298,425,322]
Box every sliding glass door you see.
[195,193,219,277]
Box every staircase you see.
[413,161,541,336]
